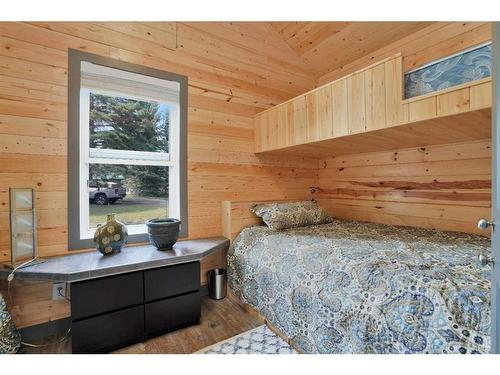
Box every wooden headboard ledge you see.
[221,199,307,241]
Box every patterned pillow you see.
[251,201,332,231]
[0,292,21,354]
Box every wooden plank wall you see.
[317,139,491,236]
[315,22,492,236]
[317,22,492,85]
[0,21,492,329]
[221,199,300,241]
[0,22,319,328]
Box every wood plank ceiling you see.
[270,22,434,78]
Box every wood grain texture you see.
[290,96,307,146]
[0,21,319,259]
[332,79,349,137]
[368,63,387,131]
[255,55,410,153]
[257,108,491,159]
[470,81,492,110]
[255,57,491,159]
[317,22,491,85]
[409,97,437,122]
[317,139,492,236]
[384,56,408,126]
[306,84,333,141]
[254,22,492,158]
[0,279,70,329]
[347,72,366,134]
[0,21,494,330]
[271,22,432,78]
[0,22,320,328]
[221,199,303,241]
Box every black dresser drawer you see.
[71,272,143,320]
[145,291,201,338]
[144,262,200,302]
[72,305,144,353]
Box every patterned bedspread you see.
[228,220,491,354]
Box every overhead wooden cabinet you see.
[406,78,491,123]
[290,96,307,146]
[276,104,289,149]
[408,96,437,122]
[347,71,366,135]
[365,63,387,131]
[437,87,470,116]
[332,78,349,137]
[306,84,333,141]
[253,53,492,158]
[384,56,408,126]
[470,81,492,109]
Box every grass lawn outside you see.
[90,196,168,227]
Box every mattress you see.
[227,219,491,354]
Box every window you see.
[68,50,187,249]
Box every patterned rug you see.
[197,325,297,354]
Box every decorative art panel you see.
[405,43,491,99]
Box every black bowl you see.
[146,218,181,250]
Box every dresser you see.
[0,237,229,353]
[71,262,201,353]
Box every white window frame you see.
[68,50,188,250]
[78,84,181,240]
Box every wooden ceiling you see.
[270,22,434,78]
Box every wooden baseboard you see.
[227,289,304,353]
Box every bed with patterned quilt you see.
[228,218,491,354]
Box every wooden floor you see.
[22,296,262,354]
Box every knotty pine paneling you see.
[317,22,491,85]
[0,279,71,329]
[0,21,493,330]
[272,22,433,78]
[317,139,491,236]
[0,22,319,328]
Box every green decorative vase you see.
[93,213,128,255]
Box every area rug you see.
[197,325,297,354]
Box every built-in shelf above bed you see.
[254,53,492,159]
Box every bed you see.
[227,214,491,354]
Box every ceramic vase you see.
[93,213,128,255]
[146,218,181,250]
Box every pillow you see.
[251,200,332,231]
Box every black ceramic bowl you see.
[146,218,181,250]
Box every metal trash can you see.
[207,268,227,300]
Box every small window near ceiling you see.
[404,42,492,99]
[68,51,187,249]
